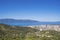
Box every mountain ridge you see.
[0,19,60,26]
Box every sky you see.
[0,0,60,22]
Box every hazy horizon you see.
[0,18,60,22]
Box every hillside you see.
[0,24,39,40]
[0,24,60,40]
[0,24,38,33]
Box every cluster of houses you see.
[28,24,60,31]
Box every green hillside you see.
[0,24,38,40]
[0,24,60,40]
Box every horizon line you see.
[0,18,60,22]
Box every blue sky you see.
[0,0,60,21]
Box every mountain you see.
[0,19,60,26]
[0,19,40,26]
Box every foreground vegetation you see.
[0,24,60,40]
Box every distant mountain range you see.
[0,19,60,26]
